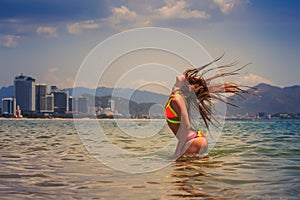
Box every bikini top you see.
[164,93,187,124]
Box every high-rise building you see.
[35,84,47,112]
[1,98,16,116]
[53,90,69,113]
[45,94,54,112]
[110,99,115,112]
[40,96,47,112]
[14,74,36,112]
[69,96,77,113]
[68,96,73,112]
[77,96,88,114]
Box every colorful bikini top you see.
[164,93,187,124]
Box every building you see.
[35,84,55,113]
[77,96,88,114]
[39,94,54,113]
[35,84,47,112]
[110,99,115,112]
[1,98,16,117]
[68,96,74,112]
[88,106,96,115]
[46,94,54,112]
[50,85,58,93]
[14,74,36,112]
[53,90,69,113]
[40,96,47,112]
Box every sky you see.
[0,0,299,93]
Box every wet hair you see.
[183,54,253,130]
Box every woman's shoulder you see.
[170,93,186,103]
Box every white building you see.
[110,99,115,112]
[1,98,16,116]
[77,96,88,114]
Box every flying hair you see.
[183,54,254,130]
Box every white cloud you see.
[44,67,74,89]
[113,6,137,19]
[67,20,100,35]
[102,5,150,30]
[0,35,22,48]
[103,1,209,30]
[36,26,57,38]
[213,0,249,14]
[153,0,210,19]
[47,67,59,73]
[234,73,276,87]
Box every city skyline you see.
[1,73,90,117]
[0,0,299,92]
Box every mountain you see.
[227,83,300,115]
[0,85,14,105]
[1,83,300,115]
[70,87,168,116]
[92,95,160,117]
[67,87,168,105]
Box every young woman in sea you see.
[165,55,250,159]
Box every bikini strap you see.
[197,130,206,138]
[166,118,181,124]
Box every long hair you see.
[183,54,252,130]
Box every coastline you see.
[1,117,299,122]
[0,117,165,121]
[0,117,80,121]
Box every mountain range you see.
[68,86,168,105]
[227,83,300,115]
[1,83,300,115]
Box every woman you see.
[165,55,250,158]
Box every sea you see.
[0,119,299,200]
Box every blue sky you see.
[0,0,299,91]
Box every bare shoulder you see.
[171,93,185,103]
[170,93,185,108]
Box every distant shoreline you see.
[0,117,165,121]
[1,117,299,122]
[0,117,84,121]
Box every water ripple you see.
[0,119,299,199]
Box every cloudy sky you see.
[0,0,299,91]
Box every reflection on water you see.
[166,157,211,199]
[0,119,299,199]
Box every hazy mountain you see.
[1,83,300,115]
[66,83,300,115]
[70,87,168,116]
[68,87,168,105]
[227,83,300,115]
[0,85,14,106]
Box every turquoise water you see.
[0,119,299,199]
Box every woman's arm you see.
[172,95,191,158]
